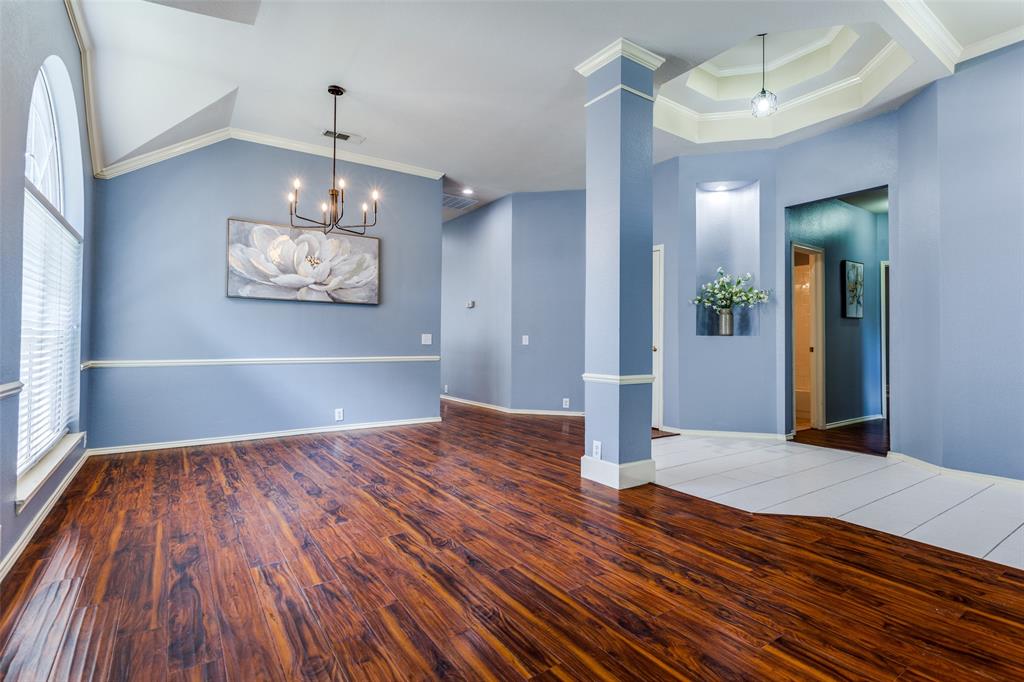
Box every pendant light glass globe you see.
[751,33,778,118]
[751,88,778,118]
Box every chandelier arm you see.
[292,210,328,227]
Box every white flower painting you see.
[227,220,379,304]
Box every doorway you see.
[792,244,825,431]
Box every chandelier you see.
[287,85,379,235]
[750,33,778,118]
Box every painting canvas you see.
[841,260,864,319]
[227,219,379,304]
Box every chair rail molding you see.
[81,355,441,369]
[0,381,24,400]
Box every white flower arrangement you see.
[691,267,770,313]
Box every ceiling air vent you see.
[442,193,478,211]
[322,129,366,145]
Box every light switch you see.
[521,335,529,346]
[421,333,432,345]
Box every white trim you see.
[0,381,24,400]
[888,451,1024,490]
[81,355,440,370]
[584,84,654,108]
[63,2,447,185]
[440,394,584,417]
[94,127,444,181]
[654,40,912,144]
[228,129,443,180]
[883,0,961,71]
[581,373,655,385]
[651,244,664,429]
[658,425,791,442]
[701,26,845,77]
[85,416,442,456]
[575,38,666,76]
[580,455,655,489]
[880,260,890,419]
[64,0,104,178]
[825,414,884,430]
[16,432,86,513]
[792,243,826,430]
[960,26,1024,63]
[0,445,89,584]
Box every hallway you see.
[793,418,889,456]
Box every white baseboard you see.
[887,451,1024,489]
[85,416,442,456]
[580,455,655,489]
[441,394,584,417]
[825,414,884,430]
[658,425,790,442]
[0,451,89,584]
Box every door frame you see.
[652,244,665,428]
[791,243,826,430]
[880,260,890,419]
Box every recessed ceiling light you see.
[462,188,474,195]
[716,185,728,191]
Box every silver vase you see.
[717,309,734,336]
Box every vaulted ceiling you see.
[70,1,1023,216]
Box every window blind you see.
[17,186,82,476]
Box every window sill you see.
[16,432,85,514]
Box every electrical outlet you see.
[562,398,570,408]
[521,335,529,345]
[421,333,433,345]
[592,440,602,459]
[444,384,449,394]
[334,408,344,422]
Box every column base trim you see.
[580,456,655,489]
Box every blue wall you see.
[88,139,442,447]
[510,191,585,412]
[441,191,585,412]
[787,198,888,424]
[441,197,512,407]
[0,0,94,565]
[656,151,780,434]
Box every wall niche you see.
[695,180,761,336]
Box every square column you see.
[576,40,664,489]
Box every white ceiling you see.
[71,1,1023,218]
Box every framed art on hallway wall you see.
[226,218,380,304]
[841,259,863,318]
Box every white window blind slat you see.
[17,187,82,476]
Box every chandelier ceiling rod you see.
[286,85,380,236]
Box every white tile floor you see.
[653,435,1024,570]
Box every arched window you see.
[17,57,83,477]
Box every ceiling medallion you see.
[751,33,779,118]
[287,85,379,235]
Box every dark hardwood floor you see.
[793,418,890,456]
[1,402,1022,681]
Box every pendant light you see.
[751,33,778,118]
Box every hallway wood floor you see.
[793,417,889,456]
[1,402,1022,681]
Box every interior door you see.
[652,245,664,428]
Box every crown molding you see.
[575,38,666,77]
[655,40,910,142]
[64,0,104,178]
[884,0,960,71]
[230,129,443,179]
[701,26,844,78]
[94,127,444,180]
[959,25,1024,63]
